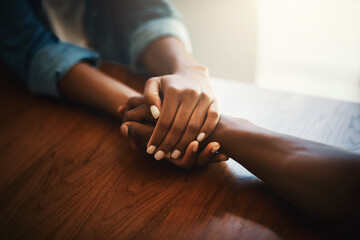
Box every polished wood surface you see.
[1,62,359,240]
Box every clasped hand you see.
[119,69,228,168]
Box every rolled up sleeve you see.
[0,0,99,98]
[129,17,192,73]
[88,0,192,73]
[99,0,192,73]
[28,42,99,98]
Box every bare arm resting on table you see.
[58,62,227,164]
[59,62,141,116]
[121,109,360,222]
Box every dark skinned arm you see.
[121,110,360,222]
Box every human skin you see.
[121,106,360,222]
[58,37,224,164]
[120,97,228,166]
[141,37,220,161]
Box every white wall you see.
[256,0,360,102]
[170,0,258,82]
[171,0,360,102]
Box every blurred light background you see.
[171,0,360,102]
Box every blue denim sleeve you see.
[126,0,192,73]
[0,0,99,98]
[91,0,192,73]
[129,17,192,74]
[28,43,99,98]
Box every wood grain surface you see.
[0,62,359,240]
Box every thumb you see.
[121,122,154,140]
[144,77,162,119]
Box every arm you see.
[207,116,360,221]
[0,0,151,116]
[122,113,360,221]
[59,62,140,116]
[121,97,228,169]
[141,36,220,161]
[113,0,218,162]
[0,0,99,99]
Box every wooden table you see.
[1,62,359,240]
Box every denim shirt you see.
[0,0,191,98]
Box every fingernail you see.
[171,150,181,159]
[154,150,164,160]
[120,124,128,137]
[192,141,199,152]
[197,132,205,142]
[211,145,220,154]
[165,152,171,158]
[150,105,160,119]
[147,145,156,154]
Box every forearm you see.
[141,37,206,75]
[59,62,141,116]
[207,115,360,220]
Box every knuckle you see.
[166,86,179,96]
[145,79,153,88]
[184,89,200,98]
[208,110,219,120]
[147,77,157,84]
[171,121,184,135]
[200,92,211,102]
[161,75,171,82]
[187,122,201,134]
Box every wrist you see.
[142,37,207,76]
[175,62,209,77]
[60,62,141,117]
[203,115,253,154]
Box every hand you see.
[120,96,228,169]
[144,66,220,160]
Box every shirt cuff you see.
[129,17,192,74]
[28,42,99,98]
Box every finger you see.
[120,124,135,149]
[196,142,222,167]
[212,153,229,163]
[120,123,129,137]
[170,94,211,159]
[121,122,154,141]
[123,104,154,123]
[144,77,162,119]
[168,140,199,169]
[196,101,220,143]
[196,142,219,167]
[146,90,180,155]
[154,94,199,160]
[126,96,146,111]
[120,123,151,150]
[117,105,126,119]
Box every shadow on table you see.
[126,147,359,240]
